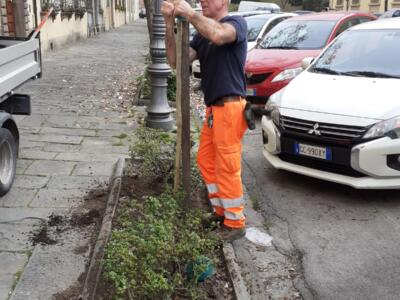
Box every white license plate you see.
[294,142,332,160]
[246,88,256,96]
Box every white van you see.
[238,1,281,13]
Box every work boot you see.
[201,213,224,227]
[212,225,246,242]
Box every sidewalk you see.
[0,20,149,300]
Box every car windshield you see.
[246,16,273,41]
[259,20,336,50]
[311,29,400,78]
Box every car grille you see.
[246,73,272,85]
[280,115,368,141]
[277,116,371,178]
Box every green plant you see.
[104,193,219,299]
[137,68,176,101]
[250,192,261,211]
[228,3,239,11]
[129,126,175,181]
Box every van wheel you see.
[0,128,17,196]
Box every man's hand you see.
[161,0,174,20]
[173,0,195,20]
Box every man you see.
[161,0,248,240]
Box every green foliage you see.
[138,68,177,101]
[129,126,175,181]
[104,193,219,299]
[228,3,239,12]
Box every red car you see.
[245,12,376,107]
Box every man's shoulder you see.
[221,15,246,24]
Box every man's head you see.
[200,0,228,20]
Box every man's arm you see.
[173,1,236,46]
[162,0,177,68]
[188,13,236,46]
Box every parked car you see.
[238,1,281,13]
[245,12,376,107]
[261,17,400,189]
[379,9,400,19]
[246,13,298,51]
[291,10,315,15]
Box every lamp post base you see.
[145,112,174,131]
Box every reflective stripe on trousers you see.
[197,99,248,229]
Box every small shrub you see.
[129,126,175,181]
[104,193,219,299]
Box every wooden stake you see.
[173,17,191,209]
[174,20,183,195]
[181,19,191,210]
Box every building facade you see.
[0,0,139,51]
[329,0,400,13]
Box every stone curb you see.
[78,157,125,300]
[223,243,252,300]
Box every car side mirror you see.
[301,57,314,70]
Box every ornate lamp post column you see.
[146,0,173,131]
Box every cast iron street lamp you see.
[146,0,173,130]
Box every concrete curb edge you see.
[223,243,252,300]
[78,157,125,300]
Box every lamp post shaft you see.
[146,0,173,131]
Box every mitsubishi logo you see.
[308,123,321,136]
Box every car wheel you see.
[0,128,17,196]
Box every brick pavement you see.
[0,20,149,300]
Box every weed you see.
[263,219,273,231]
[116,133,128,139]
[250,192,261,211]
[112,141,124,146]
[137,67,176,101]
[129,125,175,182]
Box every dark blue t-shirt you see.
[190,15,247,106]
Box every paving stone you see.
[10,231,89,300]
[16,160,34,175]
[95,129,124,137]
[17,115,47,127]
[1,188,37,208]
[72,161,115,177]
[40,127,96,137]
[46,175,109,190]
[19,150,57,160]
[24,161,76,176]
[0,274,14,300]
[0,252,28,300]
[30,188,86,208]
[42,143,81,153]
[18,140,45,151]
[54,152,125,162]
[41,115,78,128]
[13,175,50,189]
[22,133,83,145]
[112,145,130,154]
[18,127,41,134]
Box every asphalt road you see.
[242,122,400,300]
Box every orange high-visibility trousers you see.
[197,98,248,229]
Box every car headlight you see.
[271,67,303,83]
[363,116,400,139]
[264,102,280,125]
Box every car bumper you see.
[261,116,400,189]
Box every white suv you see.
[261,18,400,189]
